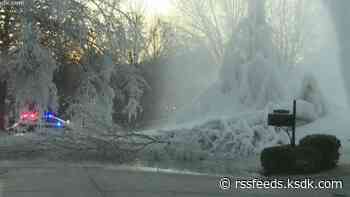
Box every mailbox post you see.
[292,100,296,147]
[268,100,296,147]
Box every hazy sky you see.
[127,0,174,16]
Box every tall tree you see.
[266,0,309,66]
[0,2,22,130]
[175,0,247,65]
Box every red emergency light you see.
[20,111,39,121]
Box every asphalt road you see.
[0,161,344,197]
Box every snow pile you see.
[144,110,289,162]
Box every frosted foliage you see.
[219,13,282,109]
[93,58,116,122]
[226,17,275,65]
[13,23,58,111]
[240,54,285,108]
[177,54,287,123]
[70,87,115,133]
[123,98,143,122]
[159,111,289,160]
[67,85,115,133]
[114,64,148,122]
[219,54,285,110]
[67,56,115,132]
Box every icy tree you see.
[11,21,58,113]
[0,4,21,130]
[65,52,116,133]
[87,0,150,124]
[175,0,248,65]
[219,0,285,109]
[34,0,150,128]
[112,62,149,123]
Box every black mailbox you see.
[273,109,290,114]
[268,110,293,127]
[267,100,297,147]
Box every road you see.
[0,161,345,197]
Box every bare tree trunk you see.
[0,80,7,131]
[247,0,266,58]
[248,0,266,25]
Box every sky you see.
[127,0,174,16]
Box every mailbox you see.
[267,100,297,147]
[268,110,293,127]
[273,109,290,114]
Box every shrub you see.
[261,145,322,175]
[299,134,341,170]
[292,146,322,173]
[261,145,295,174]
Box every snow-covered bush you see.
[144,110,289,162]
